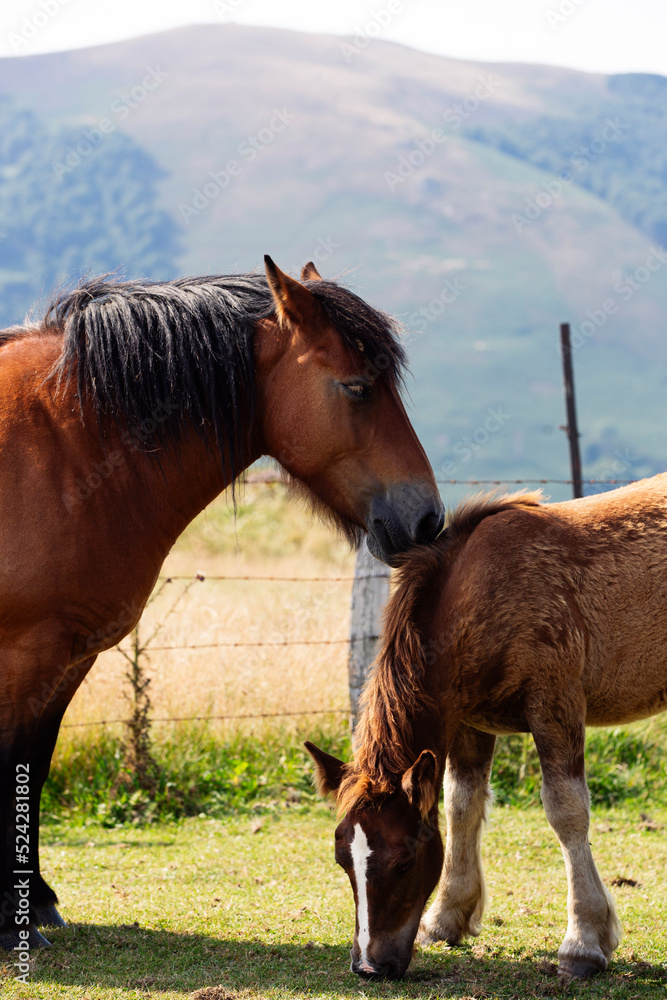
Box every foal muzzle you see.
[351,952,406,980]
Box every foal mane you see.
[338,491,543,814]
[11,271,406,483]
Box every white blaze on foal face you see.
[350,822,372,961]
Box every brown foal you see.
[310,479,667,980]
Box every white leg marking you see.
[351,823,372,962]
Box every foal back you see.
[433,476,667,732]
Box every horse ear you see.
[264,255,320,329]
[305,741,347,799]
[401,749,439,818]
[301,261,323,282]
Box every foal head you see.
[306,742,443,979]
[257,259,444,564]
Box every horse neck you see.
[14,333,263,559]
[129,429,261,548]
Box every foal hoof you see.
[416,923,462,948]
[558,956,605,980]
[0,923,52,950]
[33,903,67,928]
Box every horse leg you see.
[0,651,96,949]
[418,725,496,945]
[26,712,69,929]
[0,741,53,949]
[531,712,622,978]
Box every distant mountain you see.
[1,25,666,501]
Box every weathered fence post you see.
[348,537,391,733]
[560,322,583,499]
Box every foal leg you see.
[419,725,496,945]
[531,715,621,978]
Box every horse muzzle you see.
[350,952,407,980]
[366,484,445,565]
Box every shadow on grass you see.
[24,924,667,997]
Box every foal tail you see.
[353,491,543,786]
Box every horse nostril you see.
[354,960,391,979]
[414,508,445,545]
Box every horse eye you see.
[341,382,371,403]
[397,860,415,876]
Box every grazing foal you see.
[309,478,667,979]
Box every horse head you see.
[257,258,445,565]
[305,741,443,979]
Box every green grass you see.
[24,716,666,997]
[43,726,352,826]
[492,718,667,809]
[2,805,666,999]
[44,715,667,828]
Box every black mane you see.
[40,272,406,482]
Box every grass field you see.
[60,482,356,735]
[2,804,666,999]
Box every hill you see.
[1,25,666,500]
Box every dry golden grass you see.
[61,483,358,740]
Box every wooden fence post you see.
[560,322,583,499]
[348,537,391,734]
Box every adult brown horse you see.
[0,257,444,949]
[309,479,667,981]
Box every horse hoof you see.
[416,924,461,947]
[0,924,52,950]
[558,956,605,980]
[33,903,67,928]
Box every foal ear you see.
[264,255,321,329]
[401,750,439,818]
[301,261,323,282]
[305,741,347,799]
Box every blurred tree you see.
[467,73,667,247]
[0,95,181,327]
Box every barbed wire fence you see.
[60,476,639,772]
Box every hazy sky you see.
[0,0,665,76]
